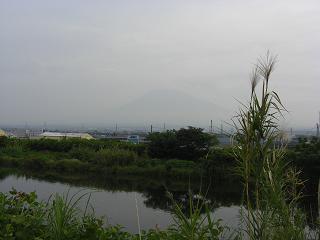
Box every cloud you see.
[0,0,319,128]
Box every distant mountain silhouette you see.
[108,89,229,127]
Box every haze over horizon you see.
[1,0,319,130]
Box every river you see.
[0,169,243,233]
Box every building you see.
[127,135,140,144]
[0,129,7,137]
[39,132,94,140]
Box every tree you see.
[147,130,178,159]
[147,127,217,160]
[175,127,216,160]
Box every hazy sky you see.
[0,0,319,129]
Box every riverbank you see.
[0,137,236,181]
[0,169,243,234]
[0,136,318,185]
[0,187,231,239]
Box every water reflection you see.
[0,169,242,232]
[0,168,318,233]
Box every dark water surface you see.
[0,169,318,233]
[0,170,242,233]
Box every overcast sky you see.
[0,0,319,130]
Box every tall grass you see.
[232,52,306,240]
[47,190,91,240]
[167,190,225,240]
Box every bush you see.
[0,145,25,158]
[165,159,196,169]
[69,147,96,162]
[201,147,235,176]
[94,148,138,167]
[0,190,46,239]
[0,136,10,147]
[118,142,147,156]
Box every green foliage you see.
[288,138,320,172]
[233,53,307,240]
[0,189,46,239]
[147,127,217,161]
[47,191,90,240]
[202,148,236,176]
[0,145,25,158]
[26,138,146,156]
[176,127,217,160]
[147,131,178,159]
[167,191,225,240]
[165,159,195,169]
[0,136,8,147]
[0,190,225,240]
[69,147,96,162]
[95,148,138,167]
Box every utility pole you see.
[317,123,319,139]
[317,112,320,139]
[43,121,47,133]
[210,120,213,134]
[220,123,223,134]
[150,124,153,133]
[163,123,166,132]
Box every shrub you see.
[165,159,196,169]
[201,148,236,177]
[95,148,138,167]
[118,142,147,156]
[0,145,25,158]
[69,147,96,162]
[0,190,47,239]
[0,136,10,147]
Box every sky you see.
[0,0,319,130]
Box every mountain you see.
[107,89,230,127]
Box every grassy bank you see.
[0,189,226,240]
[0,139,189,179]
[0,135,318,185]
[0,137,237,181]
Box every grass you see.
[0,137,208,180]
[167,191,225,240]
[47,190,93,240]
[0,189,226,240]
[232,52,308,240]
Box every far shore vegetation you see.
[0,129,318,182]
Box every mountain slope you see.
[108,89,230,126]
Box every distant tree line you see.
[146,126,218,160]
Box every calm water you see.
[0,171,241,233]
[0,170,318,233]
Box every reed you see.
[47,189,91,240]
[232,52,306,240]
[167,190,225,240]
